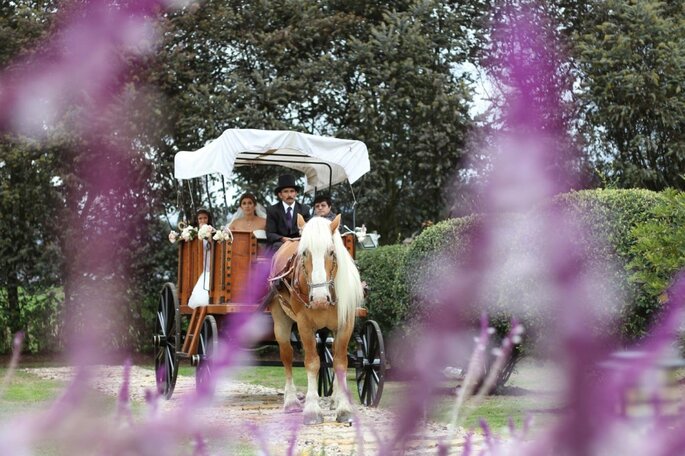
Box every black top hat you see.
[274,174,302,194]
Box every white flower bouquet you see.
[169,224,233,244]
[180,225,198,242]
[198,224,216,240]
[212,225,233,242]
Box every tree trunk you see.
[6,270,21,347]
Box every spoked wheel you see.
[154,283,180,399]
[317,329,334,397]
[195,314,219,395]
[355,320,386,407]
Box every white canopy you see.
[174,129,370,192]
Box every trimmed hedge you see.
[357,244,410,334]
[553,188,665,339]
[628,188,685,309]
[358,189,674,373]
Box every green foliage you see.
[628,188,685,302]
[403,215,481,315]
[0,2,174,354]
[399,189,667,357]
[0,137,63,350]
[574,0,685,190]
[554,188,666,339]
[356,244,410,335]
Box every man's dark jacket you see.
[266,202,311,244]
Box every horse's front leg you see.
[332,325,354,423]
[272,300,301,413]
[300,324,324,424]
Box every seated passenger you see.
[193,207,214,228]
[313,194,336,222]
[229,192,267,236]
[266,174,311,251]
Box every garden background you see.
[2,0,685,374]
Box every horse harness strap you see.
[269,251,338,310]
[269,254,309,310]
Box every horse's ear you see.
[330,214,341,233]
[297,213,306,230]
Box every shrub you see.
[554,188,666,339]
[357,244,410,336]
[628,188,685,314]
[403,214,482,319]
[358,189,674,386]
[0,287,64,354]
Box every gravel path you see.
[25,366,475,455]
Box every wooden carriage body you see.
[177,232,356,313]
[177,232,262,315]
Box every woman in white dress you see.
[188,208,213,308]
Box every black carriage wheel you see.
[196,314,219,395]
[317,329,334,397]
[355,320,386,407]
[154,283,179,399]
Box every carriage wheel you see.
[154,283,179,399]
[196,314,219,395]
[355,320,386,407]
[317,329,334,397]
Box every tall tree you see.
[151,0,485,241]
[0,0,174,353]
[0,0,63,351]
[474,0,594,204]
[574,0,685,190]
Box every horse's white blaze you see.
[309,253,329,303]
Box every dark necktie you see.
[286,206,292,229]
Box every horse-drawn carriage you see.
[153,129,387,416]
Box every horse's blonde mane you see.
[299,217,363,330]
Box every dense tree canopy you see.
[152,0,486,241]
[574,0,685,190]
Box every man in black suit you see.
[266,174,311,250]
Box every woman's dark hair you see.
[192,208,213,227]
[238,192,258,206]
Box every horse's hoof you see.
[284,401,302,413]
[336,411,352,423]
[303,412,324,425]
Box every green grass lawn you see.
[0,368,67,418]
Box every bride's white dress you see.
[188,239,211,309]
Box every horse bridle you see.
[294,250,338,309]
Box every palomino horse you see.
[267,214,364,424]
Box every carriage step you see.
[181,306,208,355]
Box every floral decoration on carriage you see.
[168,223,233,243]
